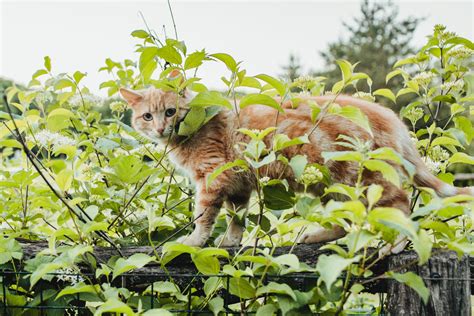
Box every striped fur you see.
[120,88,473,247]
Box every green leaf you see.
[47,108,75,131]
[55,169,73,191]
[445,36,474,49]
[73,71,86,84]
[44,56,51,71]
[177,106,206,136]
[412,229,432,265]
[211,53,237,71]
[208,297,224,316]
[32,69,48,79]
[373,88,396,103]
[191,248,227,275]
[448,152,474,165]
[396,87,418,99]
[239,93,283,112]
[368,207,417,239]
[207,159,248,188]
[263,183,295,210]
[30,262,64,288]
[322,151,364,162]
[430,136,462,148]
[56,283,97,299]
[273,134,309,151]
[393,56,418,68]
[142,309,173,316]
[229,277,256,299]
[161,243,198,265]
[316,254,360,291]
[240,76,262,89]
[192,254,220,275]
[289,155,308,179]
[189,91,233,109]
[184,50,206,70]
[272,254,300,269]
[386,69,403,83]
[367,184,383,209]
[363,159,400,187]
[0,239,23,265]
[112,253,154,279]
[157,45,182,64]
[255,74,286,96]
[139,47,158,72]
[368,147,403,164]
[388,272,429,304]
[336,59,353,83]
[131,29,149,38]
[256,282,296,300]
[329,105,373,136]
[144,281,179,295]
[345,230,377,253]
[95,298,135,316]
[248,151,276,169]
[256,304,277,316]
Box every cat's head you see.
[119,86,193,143]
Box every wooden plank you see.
[14,241,473,299]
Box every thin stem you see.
[167,0,179,40]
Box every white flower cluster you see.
[434,24,457,46]
[422,156,443,174]
[353,92,375,102]
[293,75,318,91]
[109,100,128,113]
[29,130,75,150]
[69,93,103,108]
[300,166,323,186]
[429,145,450,162]
[440,80,464,91]
[35,91,54,104]
[404,107,424,125]
[55,268,84,285]
[260,176,270,184]
[423,146,450,174]
[412,72,436,87]
[449,47,474,60]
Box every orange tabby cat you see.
[120,87,473,248]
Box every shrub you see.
[0,24,473,314]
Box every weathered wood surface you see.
[14,241,472,314]
[386,251,471,316]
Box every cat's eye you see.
[165,108,176,117]
[143,113,153,121]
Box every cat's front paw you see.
[214,234,241,247]
[176,234,207,247]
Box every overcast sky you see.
[1,0,473,94]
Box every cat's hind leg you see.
[216,192,250,247]
[300,225,346,244]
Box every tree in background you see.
[281,54,302,82]
[280,0,422,108]
[317,0,422,94]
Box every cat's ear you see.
[119,88,143,107]
[168,69,183,80]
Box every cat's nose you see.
[157,127,164,134]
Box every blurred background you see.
[1,0,473,95]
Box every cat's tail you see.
[404,143,474,197]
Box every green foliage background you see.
[0,17,473,316]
